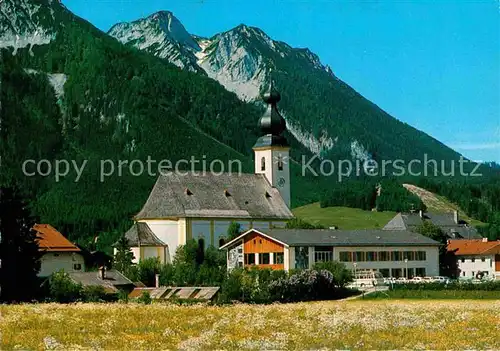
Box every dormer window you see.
[224,189,231,197]
[185,188,193,196]
[261,157,266,171]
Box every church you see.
[122,85,294,264]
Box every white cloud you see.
[451,142,500,151]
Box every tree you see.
[416,221,458,278]
[227,222,242,240]
[113,236,134,274]
[286,218,325,229]
[0,187,41,302]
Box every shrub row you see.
[392,281,500,291]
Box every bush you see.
[313,261,353,287]
[137,291,152,305]
[81,285,108,302]
[269,269,338,302]
[48,271,82,303]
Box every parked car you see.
[410,276,424,284]
[396,277,408,284]
[432,276,450,284]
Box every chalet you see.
[220,228,441,278]
[119,85,294,263]
[384,210,481,239]
[448,239,500,280]
[34,224,85,277]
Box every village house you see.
[448,238,500,280]
[384,210,481,239]
[68,267,135,293]
[34,224,85,277]
[219,228,441,278]
[120,85,293,263]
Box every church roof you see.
[134,172,294,220]
[124,222,166,246]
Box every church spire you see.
[254,80,289,148]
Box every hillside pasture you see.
[1,300,498,350]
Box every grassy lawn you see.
[293,202,396,229]
[1,300,499,350]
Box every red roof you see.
[34,224,81,252]
[448,239,500,256]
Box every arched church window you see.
[198,238,205,250]
[278,155,284,171]
[219,237,226,247]
[261,157,266,171]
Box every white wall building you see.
[34,224,85,277]
[448,239,500,280]
[117,85,294,263]
[221,228,441,277]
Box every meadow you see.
[1,300,499,350]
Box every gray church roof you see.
[68,270,134,292]
[124,222,166,246]
[221,228,440,249]
[135,172,294,220]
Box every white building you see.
[34,224,85,277]
[448,239,500,280]
[118,85,294,263]
[220,228,441,277]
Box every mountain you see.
[108,12,472,166]
[0,1,496,249]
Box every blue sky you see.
[63,0,500,162]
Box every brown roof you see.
[34,224,80,252]
[134,172,294,220]
[447,239,500,256]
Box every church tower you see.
[253,83,291,208]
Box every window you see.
[278,155,284,171]
[198,238,205,251]
[295,247,309,269]
[354,252,365,262]
[261,157,266,171]
[54,253,60,257]
[378,251,390,261]
[461,258,465,263]
[259,253,270,265]
[379,268,390,277]
[471,258,475,263]
[392,268,402,278]
[275,252,284,264]
[314,246,333,262]
[218,238,226,247]
[339,252,352,262]
[416,251,426,261]
[462,271,466,276]
[73,264,82,271]
[481,257,486,262]
[404,251,414,261]
[472,271,475,277]
[392,251,402,261]
[244,253,255,265]
[366,252,376,262]
[415,268,426,277]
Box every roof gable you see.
[135,172,293,220]
[447,239,500,255]
[219,228,289,249]
[34,224,80,252]
[123,223,166,247]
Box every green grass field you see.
[1,301,499,350]
[293,202,396,229]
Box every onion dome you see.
[254,80,289,148]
